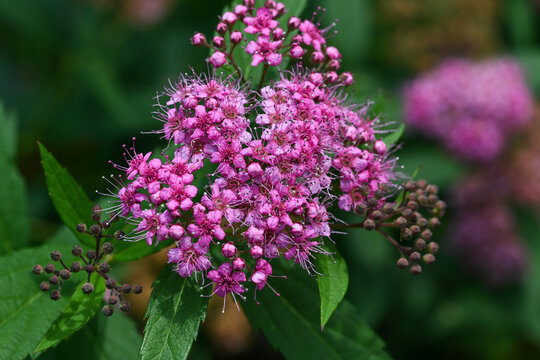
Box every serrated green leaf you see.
[140,264,209,360]
[110,238,173,263]
[0,244,71,360]
[0,103,30,253]
[242,261,392,360]
[35,273,105,352]
[39,143,95,247]
[36,312,142,360]
[316,243,349,329]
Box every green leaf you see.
[242,261,392,360]
[39,143,95,247]
[140,264,209,360]
[36,312,142,360]
[35,273,105,352]
[316,243,349,329]
[0,103,30,253]
[0,244,71,360]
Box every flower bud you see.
[311,51,324,64]
[325,71,338,84]
[132,284,143,294]
[289,46,305,62]
[230,31,243,44]
[70,262,81,273]
[108,295,119,305]
[76,223,87,233]
[222,11,237,25]
[427,242,439,254]
[396,217,408,228]
[102,242,114,254]
[49,275,59,285]
[72,245,83,257]
[309,72,324,85]
[121,284,132,294]
[40,281,50,292]
[414,239,426,251]
[232,257,246,271]
[81,282,94,294]
[428,217,441,228]
[209,51,227,68]
[91,211,101,223]
[120,302,131,312]
[50,250,61,261]
[105,278,117,289]
[409,251,421,262]
[45,264,55,274]
[212,36,225,48]
[401,228,412,240]
[89,224,101,235]
[417,217,428,228]
[84,264,95,274]
[363,219,376,231]
[326,46,342,60]
[397,257,409,269]
[59,269,71,280]
[272,27,284,40]
[410,225,421,235]
[327,59,340,71]
[216,22,227,35]
[288,16,301,29]
[370,210,383,221]
[234,4,248,16]
[86,250,97,260]
[92,204,102,213]
[423,254,435,265]
[250,245,263,259]
[33,264,43,275]
[421,229,433,240]
[410,264,422,275]
[98,262,110,273]
[50,290,61,301]
[221,242,237,258]
[405,180,416,191]
[340,72,354,86]
[102,305,114,317]
[114,230,125,240]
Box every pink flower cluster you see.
[192,0,353,86]
[404,58,533,162]
[108,69,397,300]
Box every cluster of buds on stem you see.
[341,179,444,275]
[192,0,353,87]
[32,205,142,316]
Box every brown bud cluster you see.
[32,203,142,316]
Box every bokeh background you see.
[2,0,540,359]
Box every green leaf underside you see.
[140,264,209,360]
[316,243,349,329]
[242,262,392,360]
[36,312,142,360]
[39,143,95,247]
[0,103,30,253]
[0,244,72,360]
[35,273,106,352]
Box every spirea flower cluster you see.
[103,0,444,302]
[404,58,533,162]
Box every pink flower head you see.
[245,37,283,67]
[167,236,211,277]
[299,20,326,51]
[135,209,173,245]
[243,7,279,36]
[207,263,247,298]
[251,259,273,290]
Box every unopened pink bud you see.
[216,22,227,35]
[212,36,225,48]
[222,242,237,258]
[291,223,304,236]
[288,16,301,29]
[230,31,243,44]
[247,162,263,178]
[309,72,324,85]
[290,45,305,59]
[233,257,246,271]
[325,71,338,83]
[340,72,354,86]
[222,11,237,25]
[169,225,184,239]
[272,27,284,40]
[291,34,302,43]
[234,4,248,16]
[328,59,340,71]
[312,51,324,64]
[374,140,387,155]
[191,32,206,46]
[326,46,342,60]
[250,245,263,259]
[209,51,227,68]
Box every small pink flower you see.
[191,32,206,46]
[209,51,227,68]
[245,37,283,67]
